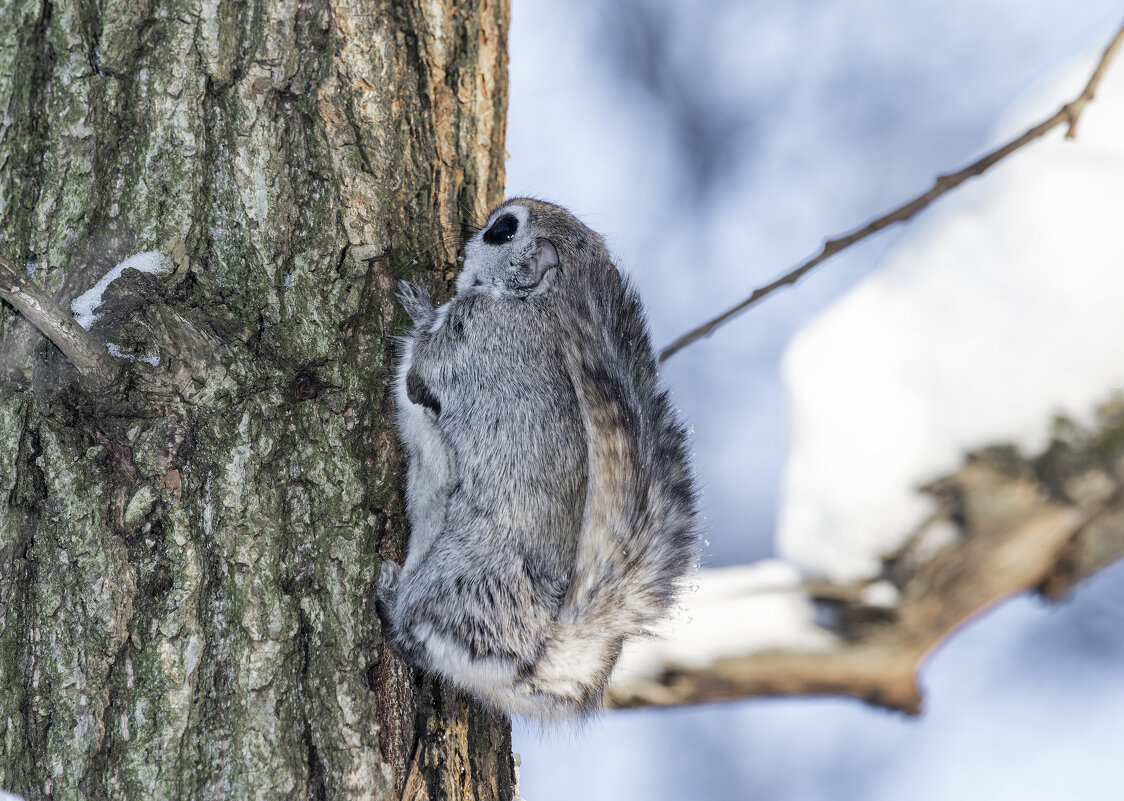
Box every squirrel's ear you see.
[525,237,560,283]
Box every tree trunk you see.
[0,1,512,799]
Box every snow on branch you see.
[658,19,1124,363]
[606,404,1124,713]
[0,245,223,396]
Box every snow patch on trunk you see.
[71,251,168,330]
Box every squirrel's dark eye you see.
[483,214,518,245]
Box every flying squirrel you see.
[377,198,698,721]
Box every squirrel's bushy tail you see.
[516,264,698,719]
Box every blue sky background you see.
[503,2,1124,798]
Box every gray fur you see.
[379,198,698,720]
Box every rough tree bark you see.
[0,1,512,799]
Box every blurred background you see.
[503,1,1124,799]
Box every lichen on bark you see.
[0,0,513,798]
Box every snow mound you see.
[612,560,836,684]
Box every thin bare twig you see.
[659,20,1124,363]
[0,256,118,390]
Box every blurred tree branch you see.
[659,19,1124,363]
[607,398,1124,713]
